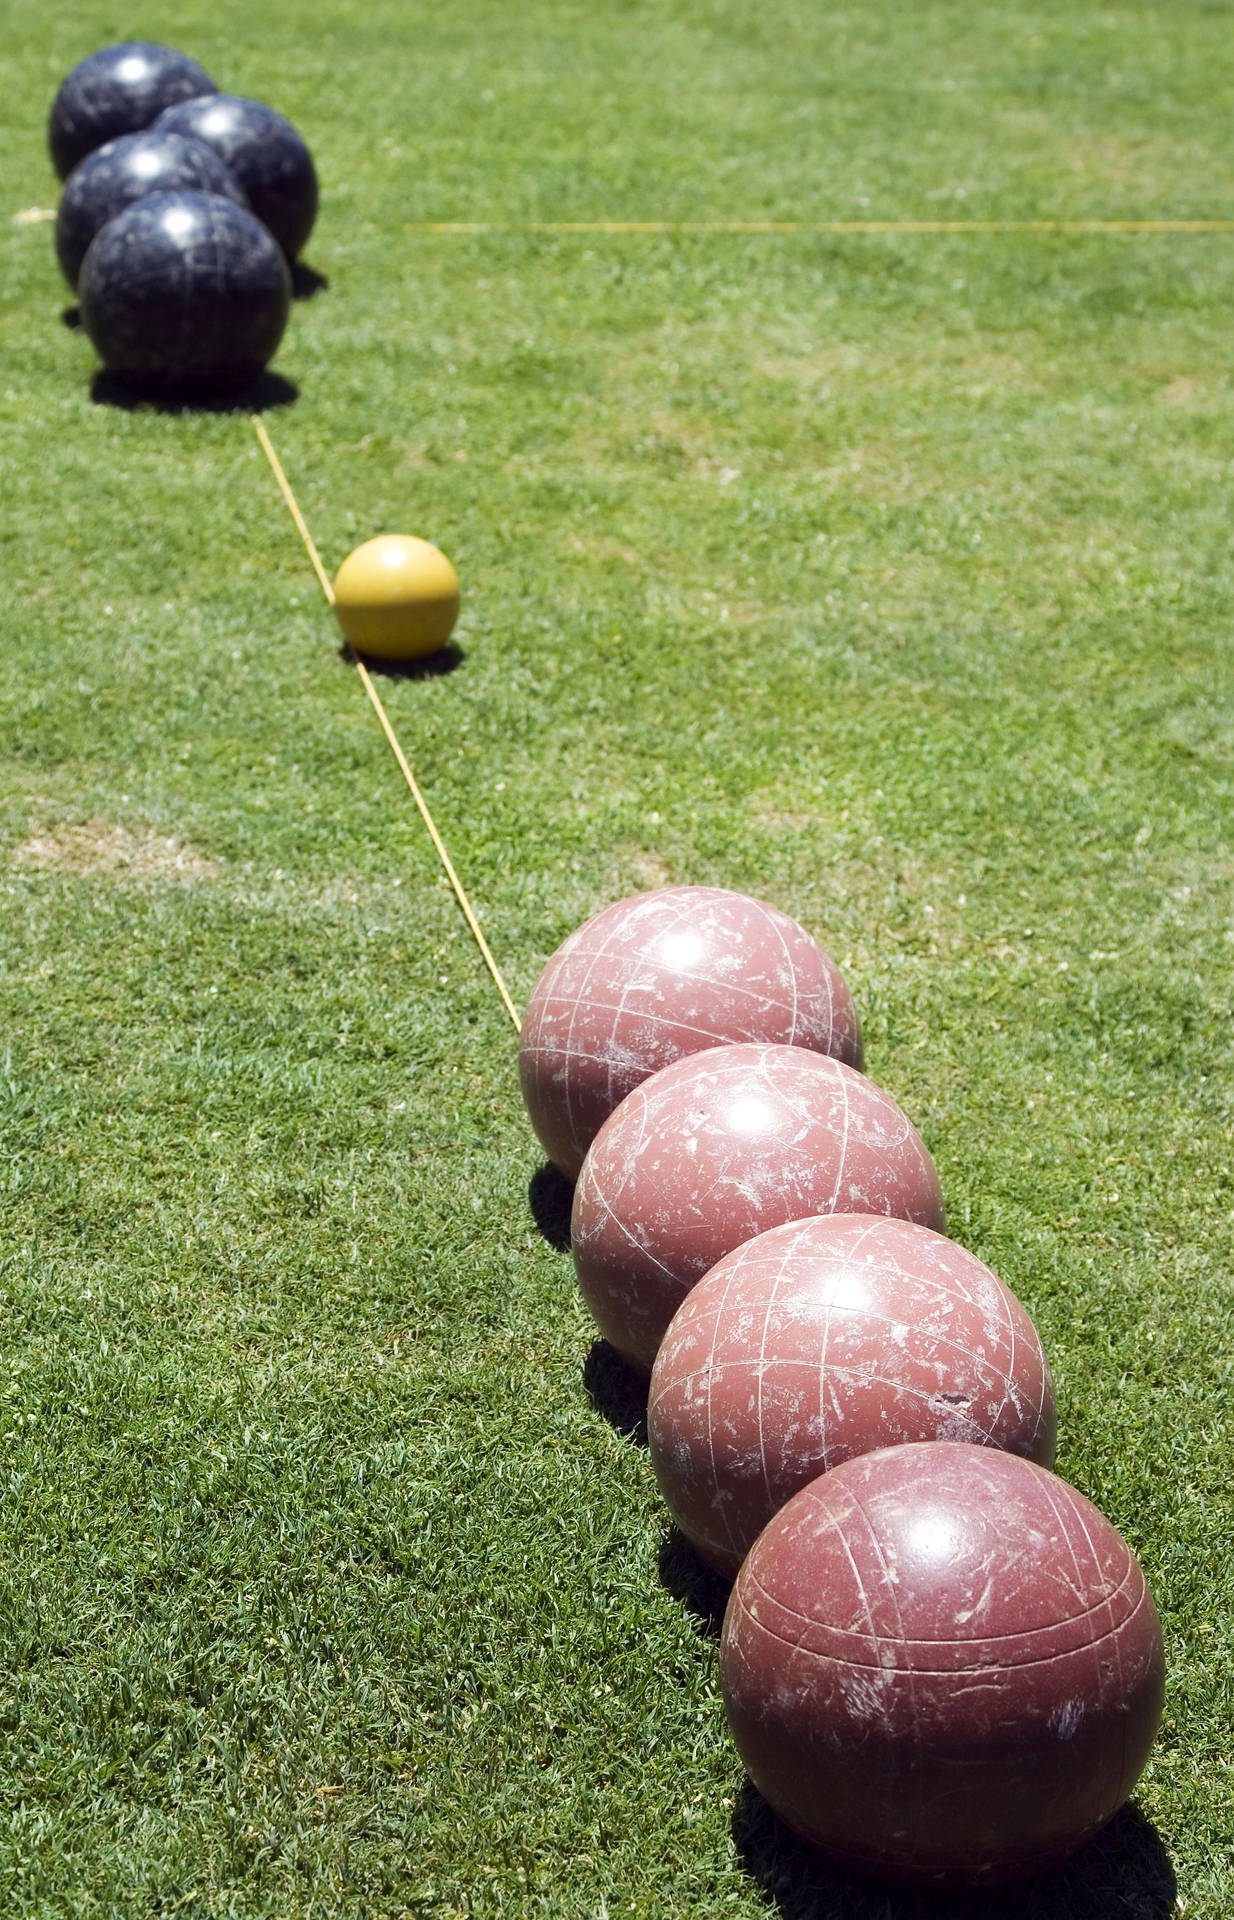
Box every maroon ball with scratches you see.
[649,1214,1056,1577]
[722,1443,1165,1889]
[572,1044,944,1374]
[519,886,862,1179]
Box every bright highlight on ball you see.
[332,535,460,662]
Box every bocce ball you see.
[572,1044,944,1373]
[156,93,318,261]
[56,129,247,290]
[520,885,863,1180]
[79,191,291,395]
[333,537,461,661]
[649,1214,1056,1576]
[721,1443,1165,1888]
[49,42,216,181]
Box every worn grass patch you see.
[12,820,222,884]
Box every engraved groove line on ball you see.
[756,897,801,1044]
[584,1149,681,1281]
[846,1483,919,1721]
[692,1294,1027,1376]
[705,1248,752,1561]
[740,1570,1148,1671]
[1038,1473,1126,1718]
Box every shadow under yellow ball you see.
[333,535,460,661]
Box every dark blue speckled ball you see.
[156,94,318,260]
[79,191,291,395]
[49,42,216,181]
[56,131,248,291]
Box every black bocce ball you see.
[56,131,248,290]
[78,191,291,396]
[49,42,216,181]
[155,94,317,261]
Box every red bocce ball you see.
[649,1214,1057,1577]
[520,886,862,1179]
[572,1044,944,1374]
[721,1443,1165,1888]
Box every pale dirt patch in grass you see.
[1155,375,1222,410]
[12,821,222,886]
[638,411,715,465]
[1056,128,1196,196]
[756,343,866,387]
[753,806,817,832]
[624,848,674,889]
[562,530,646,570]
[698,595,764,625]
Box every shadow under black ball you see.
[78,191,291,396]
[49,42,216,181]
[56,130,248,290]
[155,94,318,261]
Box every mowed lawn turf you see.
[2,1,1232,1914]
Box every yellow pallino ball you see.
[333,534,460,661]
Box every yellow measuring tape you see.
[251,415,523,1035]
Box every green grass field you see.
[2,1,1233,1913]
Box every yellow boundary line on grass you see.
[15,207,1234,233]
[251,414,523,1036]
[405,218,1234,235]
